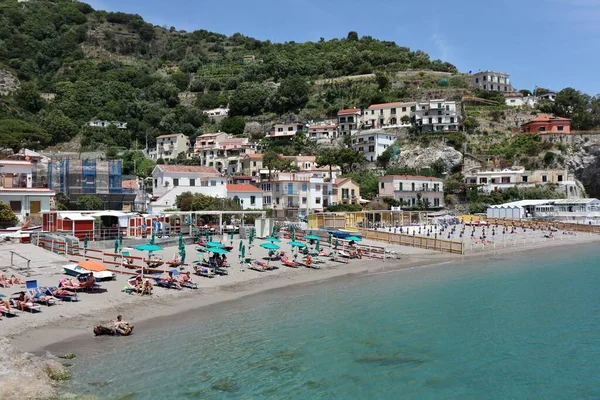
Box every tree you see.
[275,76,310,112]
[229,82,271,116]
[0,119,52,152]
[347,31,359,41]
[316,148,338,180]
[219,116,246,135]
[14,82,45,113]
[519,89,532,97]
[76,195,104,210]
[347,171,379,200]
[337,148,366,174]
[44,110,77,144]
[0,202,18,228]
[375,72,390,90]
[401,115,411,125]
[55,192,70,210]
[122,151,156,178]
[376,147,392,169]
[176,191,241,211]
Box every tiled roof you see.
[122,179,138,189]
[334,178,350,185]
[522,114,571,124]
[226,184,261,192]
[245,153,263,159]
[0,188,55,193]
[368,102,406,109]
[0,160,32,166]
[220,138,247,145]
[157,165,220,174]
[337,108,361,115]
[380,175,443,181]
[197,132,226,138]
[157,133,184,138]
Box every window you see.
[437,103,442,109]
[411,182,415,191]
[316,184,321,191]
[434,198,440,207]
[277,128,283,132]
[558,175,563,182]
[302,197,307,204]
[399,182,403,191]
[261,183,271,191]
[210,180,216,186]
[342,188,349,199]
[379,109,384,115]
[201,180,208,187]
[438,110,442,115]
[542,175,548,183]
[264,196,272,204]
[557,126,564,131]
[368,145,375,152]
[501,177,511,183]
[253,161,257,167]
[483,85,487,90]
[475,78,479,83]
[438,118,442,123]
[428,118,433,124]
[348,116,354,123]
[301,184,307,192]
[368,136,374,141]
[450,117,455,123]
[316,197,321,204]
[275,184,280,192]
[522,176,528,183]
[402,107,407,112]
[9,201,21,213]
[250,196,256,206]
[288,127,294,131]
[380,182,384,189]
[371,110,375,115]
[434,183,440,192]
[483,76,487,81]
[490,85,494,90]
[339,117,346,123]
[411,106,416,112]
[190,179,195,187]
[154,179,157,188]
[351,189,355,197]
[173,178,179,187]
[391,108,396,115]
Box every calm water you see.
[63,245,600,399]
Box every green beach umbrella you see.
[240,244,246,260]
[150,230,156,245]
[179,247,186,264]
[135,243,163,252]
[263,237,281,243]
[239,239,243,252]
[114,238,119,253]
[335,237,339,249]
[249,235,254,245]
[205,241,224,248]
[272,224,277,237]
[346,236,362,242]
[206,247,229,255]
[305,234,320,241]
[118,232,123,248]
[83,234,88,249]
[230,230,235,243]
[292,231,296,241]
[316,240,320,252]
[178,232,184,249]
[205,230,210,240]
[328,233,332,247]
[260,242,280,250]
[288,241,307,248]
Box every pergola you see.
[158,209,268,235]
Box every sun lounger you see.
[152,274,182,290]
[0,306,17,317]
[179,280,198,289]
[10,299,42,313]
[248,261,266,272]
[213,266,229,276]
[280,257,298,268]
[77,274,102,292]
[27,289,57,306]
[44,286,79,302]
[194,266,215,278]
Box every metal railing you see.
[10,250,31,275]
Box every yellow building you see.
[333,178,360,205]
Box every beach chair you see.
[248,260,266,272]
[193,265,215,278]
[280,257,298,268]
[25,280,57,306]
[152,274,182,290]
[77,273,101,292]
[0,294,17,317]
[44,286,79,302]
[10,298,42,313]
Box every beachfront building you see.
[487,198,600,223]
[464,167,580,198]
[241,153,263,177]
[414,99,459,132]
[350,130,398,162]
[226,184,263,210]
[521,114,571,134]
[155,133,191,161]
[333,178,361,205]
[149,165,226,213]
[0,160,54,224]
[194,132,228,157]
[362,102,415,129]
[262,171,335,219]
[195,136,256,174]
[307,123,338,143]
[378,175,445,209]
[337,108,362,136]
[470,70,514,92]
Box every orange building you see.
[521,114,571,134]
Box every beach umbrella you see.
[78,260,107,272]
[288,241,307,248]
[114,238,119,256]
[206,247,229,255]
[205,230,210,240]
[263,237,281,243]
[335,237,339,249]
[249,235,254,246]
[179,247,186,264]
[240,244,246,260]
[271,224,277,237]
[178,232,184,250]
[315,240,320,253]
[135,243,163,252]
[118,232,123,248]
[346,236,362,242]
[239,239,243,252]
[230,230,235,244]
[292,230,296,241]
[205,241,224,248]
[260,242,280,250]
[83,234,89,249]
[305,234,320,241]
[328,233,332,247]
[150,230,155,245]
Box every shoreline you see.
[9,233,600,355]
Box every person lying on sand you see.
[0,274,10,287]
[9,275,25,285]
[0,298,12,313]
[60,278,78,288]
[30,288,59,303]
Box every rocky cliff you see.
[397,143,462,171]
[0,69,19,95]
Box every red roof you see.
[226,184,261,192]
[522,114,571,125]
[334,178,351,185]
[157,165,220,174]
[246,153,263,159]
[122,179,138,190]
[337,108,361,115]
[380,175,443,181]
[368,102,406,109]
[157,133,184,138]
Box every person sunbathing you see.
[47,287,76,298]
[178,271,192,285]
[9,275,25,285]
[134,275,143,294]
[30,289,59,303]
[0,298,12,313]
[167,271,182,290]
[60,277,78,288]
[303,255,313,266]
[14,291,32,311]
[142,279,153,296]
[122,258,133,267]
[0,274,10,287]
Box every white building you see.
[487,198,600,223]
[350,131,397,162]
[378,175,444,209]
[226,184,263,210]
[337,108,362,136]
[194,132,228,156]
[307,123,338,143]
[155,133,191,161]
[471,70,514,92]
[362,102,415,129]
[149,165,226,213]
[464,167,580,198]
[0,160,55,223]
[414,99,459,132]
[87,120,127,129]
[203,107,229,122]
[265,123,305,140]
[197,137,256,174]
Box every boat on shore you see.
[320,227,362,239]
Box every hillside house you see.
[362,102,415,129]
[521,114,571,134]
[155,133,191,161]
[337,108,362,136]
[378,175,444,209]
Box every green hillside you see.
[0,0,457,151]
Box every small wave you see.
[0,338,69,399]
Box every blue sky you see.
[87,0,600,95]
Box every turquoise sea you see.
[62,244,600,399]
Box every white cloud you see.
[431,32,452,61]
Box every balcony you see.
[282,192,300,196]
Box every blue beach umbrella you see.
[260,242,280,250]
